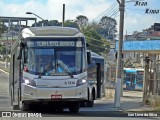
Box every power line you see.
[86,2,119,42]
[92,2,117,21]
[85,36,109,49]
[85,36,104,43]
[95,9,119,35]
[113,14,120,19]
[110,8,119,18]
[92,2,118,22]
[87,43,106,48]
[104,4,118,17]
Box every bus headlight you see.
[76,79,87,86]
[22,78,36,87]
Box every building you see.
[123,24,160,68]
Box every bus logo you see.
[2,112,11,117]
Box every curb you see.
[0,68,9,74]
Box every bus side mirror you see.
[87,51,92,64]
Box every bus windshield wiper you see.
[57,60,74,78]
[38,61,73,78]
[38,63,54,78]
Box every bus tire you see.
[69,102,80,113]
[87,91,94,107]
[13,105,19,110]
[21,102,30,111]
[10,89,13,106]
[86,99,94,107]
[80,101,86,107]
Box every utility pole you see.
[143,56,149,102]
[62,4,65,27]
[114,0,125,108]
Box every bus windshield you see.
[24,37,86,76]
[26,47,85,75]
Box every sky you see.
[0,0,160,35]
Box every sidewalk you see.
[103,89,154,111]
[0,61,10,74]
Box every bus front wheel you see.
[20,102,30,111]
[13,105,19,110]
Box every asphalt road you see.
[0,71,12,111]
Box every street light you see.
[26,12,44,26]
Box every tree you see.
[0,21,5,37]
[0,44,6,55]
[64,20,79,28]
[83,27,109,54]
[76,15,89,32]
[98,16,117,39]
[48,20,61,26]
[124,58,134,68]
[32,20,62,27]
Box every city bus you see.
[86,52,105,107]
[123,68,144,90]
[9,26,100,112]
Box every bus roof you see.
[21,26,84,38]
[91,52,104,59]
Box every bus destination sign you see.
[27,41,82,47]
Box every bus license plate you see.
[51,94,62,99]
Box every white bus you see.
[9,26,105,112]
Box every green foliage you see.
[0,44,6,55]
[83,27,109,54]
[76,15,89,32]
[32,20,62,27]
[124,58,134,68]
[98,16,117,39]
[0,21,5,37]
[64,20,79,28]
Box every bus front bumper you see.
[21,84,88,102]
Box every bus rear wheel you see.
[69,102,80,113]
[87,90,94,107]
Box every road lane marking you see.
[0,69,9,74]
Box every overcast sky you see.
[0,0,159,34]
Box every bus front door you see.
[96,63,101,98]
